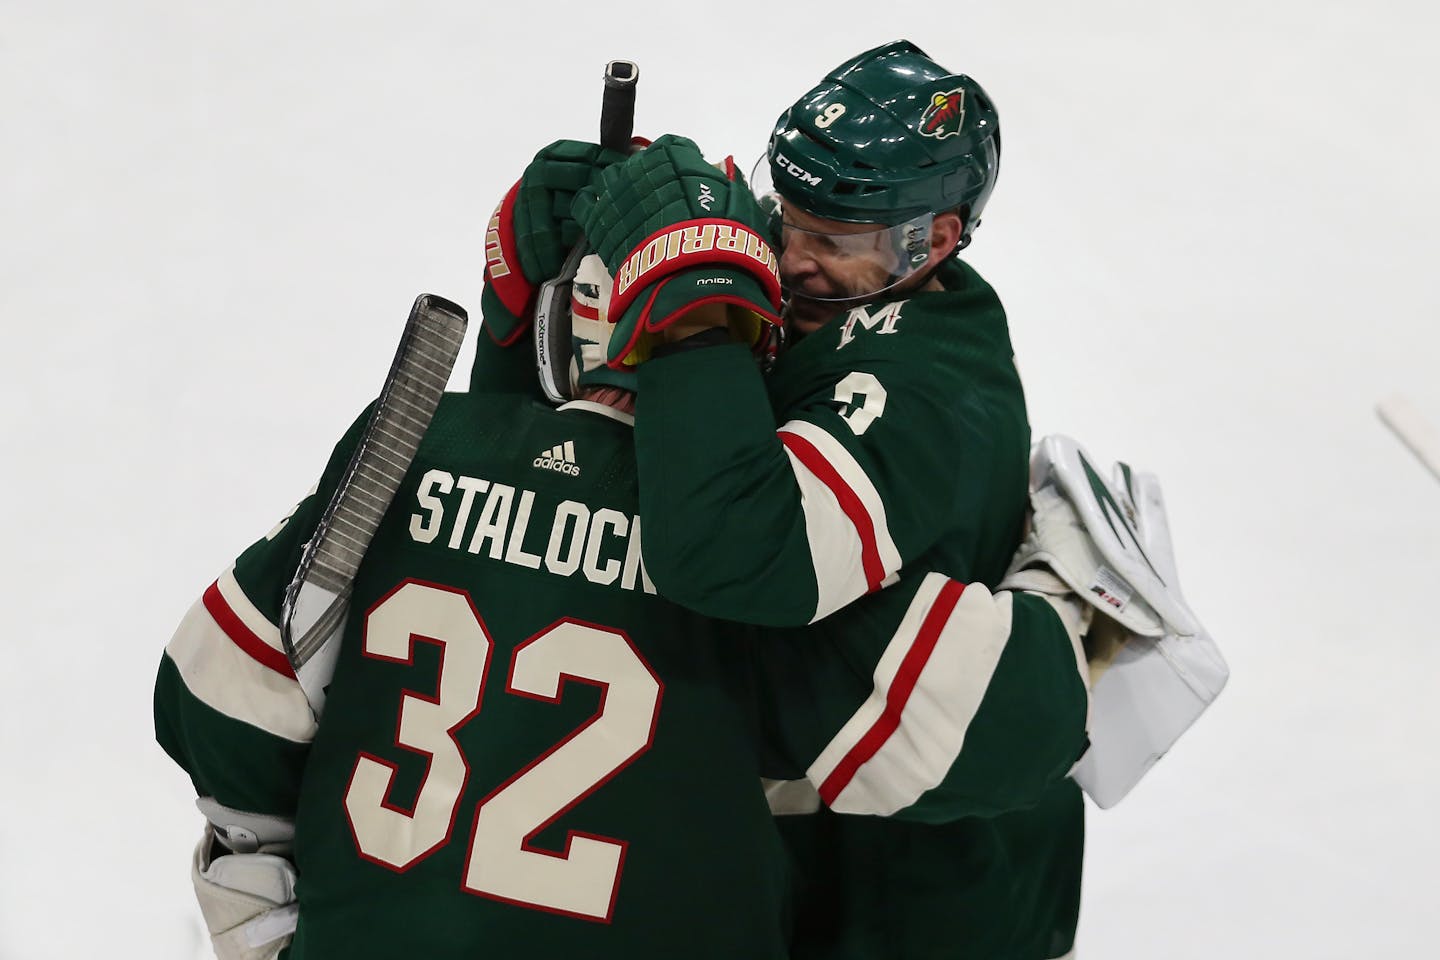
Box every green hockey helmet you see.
[765,39,1000,246]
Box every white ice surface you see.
[3,2,1438,958]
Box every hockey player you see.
[159,41,1216,960]
[155,271,1095,959]
[558,40,1088,959]
[155,361,798,957]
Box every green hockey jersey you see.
[631,258,1088,959]
[156,394,794,959]
[157,256,1089,959]
[635,259,1030,626]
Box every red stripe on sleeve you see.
[778,429,886,592]
[816,578,967,806]
[202,581,297,680]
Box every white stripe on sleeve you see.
[165,574,317,744]
[808,573,1012,816]
[776,418,902,622]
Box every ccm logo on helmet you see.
[775,151,822,186]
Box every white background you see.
[3,2,1437,957]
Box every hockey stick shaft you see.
[535,60,639,404]
[599,60,639,150]
[1377,393,1440,484]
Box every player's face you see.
[778,205,938,335]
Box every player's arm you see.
[154,489,321,960]
[154,413,368,960]
[153,411,367,815]
[752,577,1092,823]
[636,332,1021,624]
[154,494,319,815]
[574,136,1022,625]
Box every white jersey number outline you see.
[344,580,663,922]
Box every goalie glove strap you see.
[196,797,295,856]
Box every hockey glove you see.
[1000,435,1230,807]
[572,134,782,368]
[481,139,629,345]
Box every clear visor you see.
[750,153,934,303]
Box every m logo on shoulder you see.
[534,441,580,477]
[838,301,905,349]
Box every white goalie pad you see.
[192,825,298,960]
[1003,435,1229,808]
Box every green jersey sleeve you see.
[153,411,367,817]
[752,575,1090,823]
[635,261,1029,627]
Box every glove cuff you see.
[607,268,782,369]
[483,180,536,319]
[480,282,531,347]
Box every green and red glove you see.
[571,134,782,368]
[481,139,628,345]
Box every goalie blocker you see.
[1001,435,1230,808]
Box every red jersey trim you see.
[202,580,297,680]
[777,429,887,593]
[816,578,967,805]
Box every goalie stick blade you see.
[1377,393,1440,484]
[281,294,468,716]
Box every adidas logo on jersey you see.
[534,441,580,477]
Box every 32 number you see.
[344,581,662,922]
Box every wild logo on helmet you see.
[919,88,967,140]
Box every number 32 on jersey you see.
[343,580,663,922]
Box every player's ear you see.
[932,211,963,257]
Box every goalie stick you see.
[280,294,468,717]
[535,59,639,404]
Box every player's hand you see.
[571,134,783,368]
[481,139,629,345]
